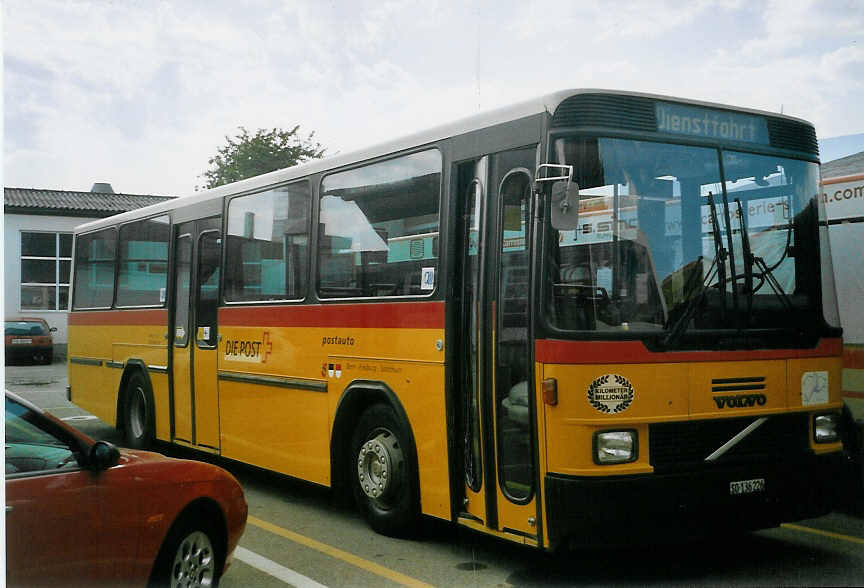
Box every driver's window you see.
[5,398,79,475]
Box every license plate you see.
[11,338,32,344]
[730,478,765,496]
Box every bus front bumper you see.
[544,452,843,549]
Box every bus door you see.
[455,157,489,527]
[171,217,222,450]
[455,147,540,543]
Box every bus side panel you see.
[329,358,450,520]
[150,372,171,441]
[113,339,171,441]
[217,306,450,520]
[68,323,117,426]
[68,312,169,434]
[219,379,331,483]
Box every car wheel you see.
[124,371,155,449]
[152,520,221,588]
[350,403,420,537]
[44,351,53,365]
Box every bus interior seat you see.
[401,271,421,295]
[502,380,529,427]
[371,283,397,296]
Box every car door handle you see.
[6,505,12,513]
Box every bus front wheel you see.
[350,404,420,537]
[123,371,155,450]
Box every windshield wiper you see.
[662,192,727,348]
[734,197,793,312]
[707,192,728,317]
[662,255,716,347]
[735,198,754,319]
[720,191,740,323]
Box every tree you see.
[198,125,326,190]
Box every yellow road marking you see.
[247,515,436,588]
[782,523,864,546]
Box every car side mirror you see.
[550,180,581,230]
[87,440,121,471]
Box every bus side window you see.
[196,232,221,347]
[224,182,310,303]
[72,228,117,310]
[317,149,442,299]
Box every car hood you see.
[115,447,243,487]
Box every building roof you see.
[822,151,864,180]
[4,187,175,218]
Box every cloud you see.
[3,0,863,195]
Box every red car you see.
[5,390,247,587]
[5,317,56,364]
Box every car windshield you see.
[545,137,834,349]
[6,397,79,474]
[5,321,47,336]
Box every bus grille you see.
[649,414,810,473]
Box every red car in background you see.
[5,390,247,587]
[5,317,56,364]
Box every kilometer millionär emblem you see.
[588,374,635,414]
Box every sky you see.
[3,0,864,197]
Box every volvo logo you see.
[714,394,767,409]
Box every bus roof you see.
[74,88,814,234]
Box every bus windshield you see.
[545,136,835,349]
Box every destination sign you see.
[656,102,769,145]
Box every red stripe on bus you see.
[68,309,169,326]
[219,301,445,329]
[843,346,864,369]
[535,338,843,364]
[844,391,864,399]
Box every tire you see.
[44,351,53,365]
[350,403,420,537]
[124,370,155,450]
[150,518,222,588]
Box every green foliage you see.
[198,125,326,190]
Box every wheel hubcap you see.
[170,530,215,588]
[357,430,404,504]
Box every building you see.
[4,183,174,358]
[822,150,864,179]
[821,150,864,452]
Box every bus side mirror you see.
[550,180,580,230]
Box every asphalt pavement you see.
[5,358,864,587]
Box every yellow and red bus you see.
[68,90,845,548]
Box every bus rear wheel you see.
[350,404,420,537]
[124,371,155,450]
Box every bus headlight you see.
[814,413,840,444]
[594,430,637,464]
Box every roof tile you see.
[4,187,174,216]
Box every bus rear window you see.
[318,149,442,298]
[72,228,117,309]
